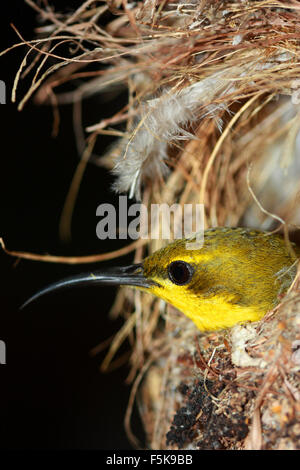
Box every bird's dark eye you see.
[168,261,194,286]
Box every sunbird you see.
[21,228,299,331]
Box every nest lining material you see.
[5,0,300,449]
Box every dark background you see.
[0,0,144,449]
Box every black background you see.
[0,0,144,449]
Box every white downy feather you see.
[112,71,232,199]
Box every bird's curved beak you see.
[21,263,156,310]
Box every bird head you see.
[21,228,299,331]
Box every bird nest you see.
[4,0,300,449]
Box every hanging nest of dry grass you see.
[3,0,300,449]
